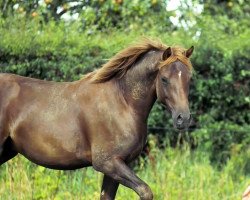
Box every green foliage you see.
[192,120,250,168]
[0,0,172,32]
[190,42,250,124]
[80,0,171,32]
[203,0,250,22]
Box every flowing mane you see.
[89,39,192,83]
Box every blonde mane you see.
[88,39,192,83]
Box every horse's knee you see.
[92,158,114,173]
[137,185,153,200]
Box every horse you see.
[0,39,194,200]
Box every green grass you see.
[0,145,249,200]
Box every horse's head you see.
[156,46,194,130]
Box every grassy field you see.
[0,145,249,200]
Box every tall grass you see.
[0,143,249,200]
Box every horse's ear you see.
[162,47,172,60]
[186,46,194,58]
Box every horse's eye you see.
[161,77,169,85]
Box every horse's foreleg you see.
[100,175,119,200]
[94,158,153,200]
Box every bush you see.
[191,119,250,168]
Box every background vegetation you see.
[0,0,249,199]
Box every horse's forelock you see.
[159,47,193,71]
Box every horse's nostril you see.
[176,114,183,124]
[177,114,183,119]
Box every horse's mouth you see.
[175,125,188,131]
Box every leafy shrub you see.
[192,119,250,169]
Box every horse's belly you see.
[11,121,92,169]
[22,152,91,170]
[15,134,92,169]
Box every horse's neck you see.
[119,51,162,121]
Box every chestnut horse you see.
[0,39,194,200]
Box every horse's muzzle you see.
[173,112,192,130]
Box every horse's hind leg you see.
[0,137,17,165]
